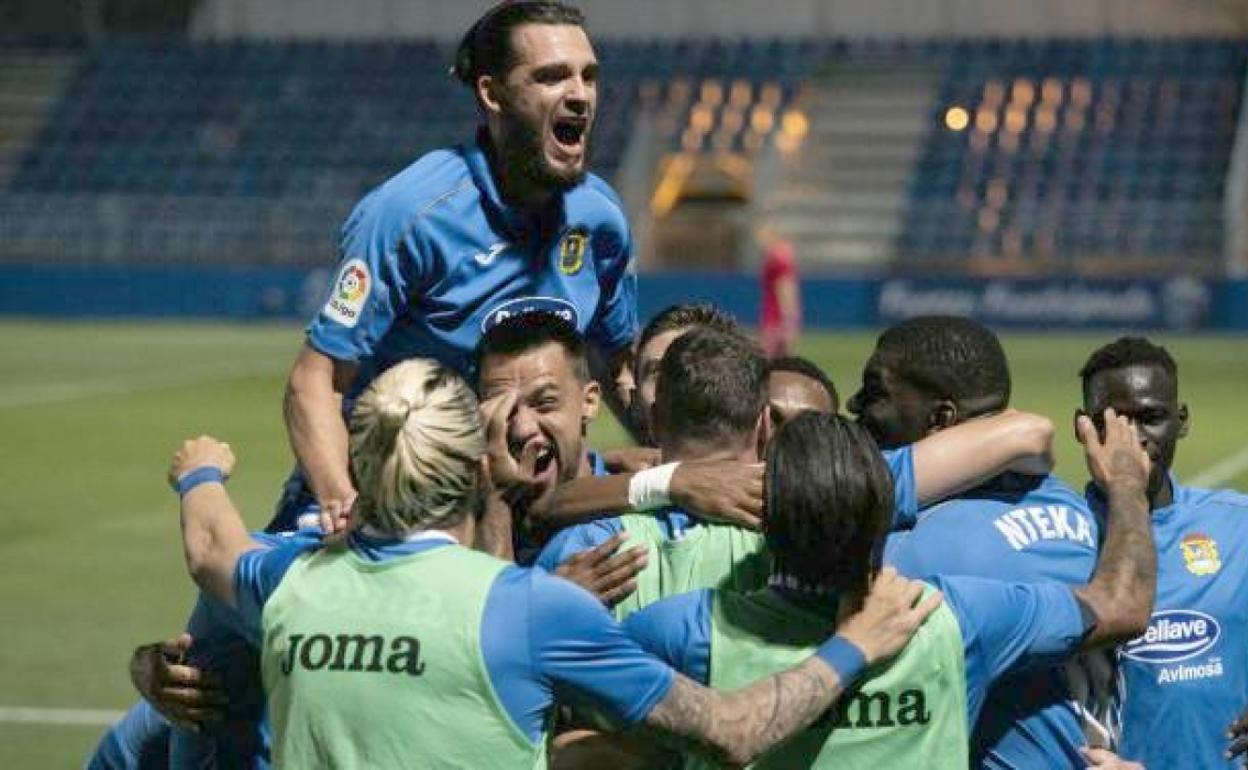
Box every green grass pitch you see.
[1,320,1245,767]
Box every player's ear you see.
[1072,408,1089,445]
[581,379,601,427]
[1177,402,1190,439]
[928,398,958,433]
[476,74,504,117]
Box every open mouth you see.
[533,443,557,476]
[551,117,587,150]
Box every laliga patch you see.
[1181,532,1221,576]
[481,296,579,333]
[558,227,588,275]
[323,259,370,328]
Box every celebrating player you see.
[855,316,1108,768]
[274,1,637,534]
[625,408,1155,768]
[168,358,940,768]
[766,355,840,428]
[1080,337,1248,769]
[536,327,774,618]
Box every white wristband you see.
[628,462,680,512]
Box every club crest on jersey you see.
[1122,609,1221,664]
[558,228,588,275]
[1181,532,1220,576]
[323,259,370,328]
[481,296,579,332]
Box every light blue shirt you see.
[1091,477,1248,769]
[885,472,1102,770]
[270,131,637,532]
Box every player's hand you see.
[167,436,235,488]
[317,489,358,537]
[1080,747,1146,769]
[130,633,226,733]
[669,460,763,530]
[1077,408,1150,496]
[835,567,942,666]
[600,446,663,474]
[1225,705,1248,762]
[481,391,541,500]
[556,533,649,608]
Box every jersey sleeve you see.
[883,446,919,529]
[586,219,638,356]
[528,570,675,724]
[232,539,321,636]
[533,518,624,572]
[939,575,1089,700]
[305,197,426,363]
[623,589,713,686]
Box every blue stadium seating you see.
[900,38,1245,266]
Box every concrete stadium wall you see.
[5,265,1248,331]
[191,0,1248,40]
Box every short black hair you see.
[654,327,766,448]
[765,412,893,594]
[766,356,839,411]
[453,1,586,86]
[475,311,589,386]
[636,303,741,358]
[1079,336,1178,395]
[875,315,1010,414]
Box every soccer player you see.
[758,225,800,358]
[766,355,839,428]
[624,408,1156,768]
[1079,337,1248,769]
[629,303,743,446]
[536,327,773,618]
[856,316,1105,768]
[538,324,1056,619]
[169,358,940,768]
[274,1,638,534]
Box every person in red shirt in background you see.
[758,225,801,358]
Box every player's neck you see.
[660,439,755,465]
[1149,472,1175,510]
[483,134,556,211]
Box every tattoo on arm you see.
[643,658,844,766]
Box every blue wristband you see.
[174,466,227,497]
[816,635,867,684]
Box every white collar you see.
[359,525,459,545]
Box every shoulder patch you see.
[323,259,371,328]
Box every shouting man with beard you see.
[272,1,640,534]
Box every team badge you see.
[1181,532,1221,576]
[323,258,370,328]
[558,228,588,275]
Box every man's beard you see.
[502,118,589,193]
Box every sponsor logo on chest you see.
[480,296,580,333]
[1123,609,1224,684]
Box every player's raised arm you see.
[640,568,941,765]
[909,408,1056,505]
[283,344,359,529]
[1071,408,1155,649]
[169,436,259,606]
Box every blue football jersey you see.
[1095,478,1248,769]
[270,132,637,531]
[885,473,1105,769]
